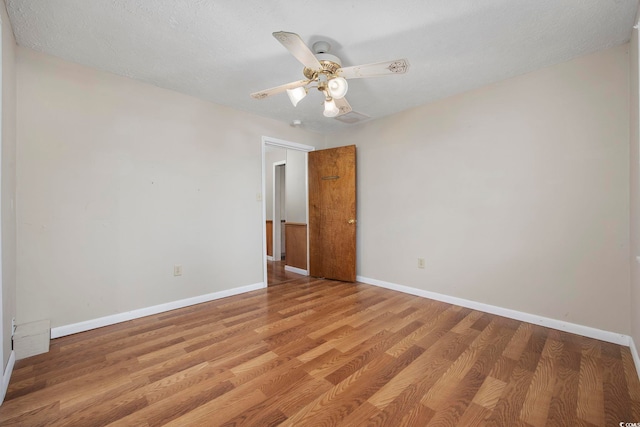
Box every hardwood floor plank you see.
[545,340,581,426]
[266,260,307,286]
[416,306,473,350]
[488,354,518,382]
[322,327,418,386]
[163,387,267,426]
[420,320,499,410]
[451,310,485,334]
[503,322,534,361]
[51,394,148,427]
[424,322,515,426]
[2,276,639,425]
[458,402,493,426]
[0,401,60,427]
[368,348,449,410]
[577,350,605,426]
[622,347,640,421]
[519,338,563,426]
[0,366,132,421]
[229,350,279,376]
[424,365,486,426]
[385,305,458,358]
[518,326,549,372]
[269,335,322,359]
[484,365,535,426]
[389,303,447,333]
[143,362,231,405]
[222,408,287,427]
[398,403,436,426]
[472,375,507,410]
[129,348,206,383]
[278,377,335,417]
[338,401,380,426]
[108,376,234,426]
[222,376,333,426]
[282,347,425,426]
[602,354,633,426]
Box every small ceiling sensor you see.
[290,119,302,127]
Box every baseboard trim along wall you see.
[357,276,630,346]
[50,282,266,339]
[284,265,308,276]
[0,351,16,405]
[41,275,640,383]
[630,337,640,382]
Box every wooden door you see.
[308,145,356,281]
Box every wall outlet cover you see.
[174,265,183,276]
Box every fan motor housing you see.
[303,59,341,79]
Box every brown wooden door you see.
[308,145,356,281]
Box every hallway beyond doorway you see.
[267,260,305,286]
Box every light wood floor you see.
[2,277,640,426]
[267,260,305,286]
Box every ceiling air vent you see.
[334,111,371,124]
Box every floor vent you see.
[14,319,50,360]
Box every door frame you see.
[261,136,315,286]
[0,14,6,400]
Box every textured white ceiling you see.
[6,0,639,133]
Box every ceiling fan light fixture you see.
[286,86,308,107]
[327,76,348,99]
[252,32,410,120]
[323,99,340,117]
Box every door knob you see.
[348,219,356,224]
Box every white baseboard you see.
[630,337,640,382]
[266,256,274,262]
[51,282,266,339]
[284,265,308,276]
[0,351,15,405]
[357,276,629,346]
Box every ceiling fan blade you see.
[337,59,409,79]
[334,97,352,117]
[250,79,311,100]
[272,31,322,71]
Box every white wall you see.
[264,148,286,221]
[12,32,634,345]
[631,28,640,350]
[16,47,322,328]
[1,0,16,373]
[327,45,631,334]
[285,149,307,224]
[264,148,307,224]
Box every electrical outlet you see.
[417,258,425,269]
[174,264,183,276]
[11,318,16,336]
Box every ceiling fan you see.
[250,31,409,118]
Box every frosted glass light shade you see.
[286,86,307,107]
[323,99,340,117]
[327,77,348,99]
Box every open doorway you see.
[261,137,315,286]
